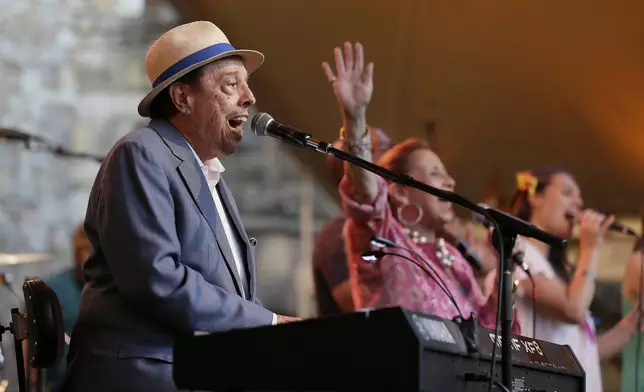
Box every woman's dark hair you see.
[509,168,574,282]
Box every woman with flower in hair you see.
[320,42,515,331]
[509,168,644,392]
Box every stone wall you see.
[0,0,339,316]
[0,0,179,284]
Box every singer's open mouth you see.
[227,116,247,129]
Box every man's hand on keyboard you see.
[277,315,302,324]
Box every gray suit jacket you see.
[55,119,273,392]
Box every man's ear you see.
[168,83,192,115]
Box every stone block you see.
[0,0,178,280]
[0,61,22,91]
[39,64,63,91]
[114,0,146,18]
[36,101,78,145]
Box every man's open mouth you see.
[228,115,248,129]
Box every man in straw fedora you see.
[55,21,299,392]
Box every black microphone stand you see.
[495,229,518,389]
[294,136,567,390]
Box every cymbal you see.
[0,253,51,266]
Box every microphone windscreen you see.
[250,112,273,136]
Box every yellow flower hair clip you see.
[516,171,538,197]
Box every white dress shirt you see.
[201,157,249,298]
[185,143,277,325]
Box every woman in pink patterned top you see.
[321,42,517,332]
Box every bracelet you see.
[339,126,370,141]
[343,139,372,155]
[340,126,371,154]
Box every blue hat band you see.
[152,42,236,88]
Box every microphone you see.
[250,113,312,147]
[360,249,463,318]
[368,237,468,313]
[511,250,537,339]
[360,250,387,263]
[366,237,464,314]
[613,224,638,237]
[370,236,399,249]
[371,235,483,272]
[472,204,638,238]
[511,250,531,278]
[564,212,638,238]
[360,249,387,261]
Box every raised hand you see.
[322,42,374,121]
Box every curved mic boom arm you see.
[305,138,565,248]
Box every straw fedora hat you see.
[137,21,264,117]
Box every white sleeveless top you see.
[514,239,602,392]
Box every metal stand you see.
[496,232,518,389]
[13,336,24,392]
[1,308,28,392]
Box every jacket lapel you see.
[149,119,245,297]
[216,179,255,299]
